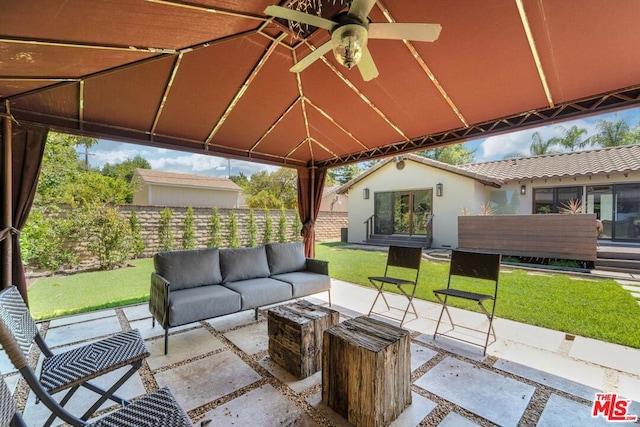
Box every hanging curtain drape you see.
[0,123,47,305]
[297,167,326,258]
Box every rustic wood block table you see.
[322,316,411,427]
[267,300,339,379]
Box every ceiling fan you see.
[264,0,441,81]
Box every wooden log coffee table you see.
[323,316,411,427]
[267,300,339,379]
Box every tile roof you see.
[458,145,640,183]
[336,153,501,194]
[134,168,242,191]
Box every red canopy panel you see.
[0,0,261,50]
[525,0,640,103]
[156,35,271,141]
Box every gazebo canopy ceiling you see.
[2,0,640,169]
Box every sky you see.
[87,107,640,177]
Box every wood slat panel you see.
[458,214,597,261]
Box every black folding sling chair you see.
[433,250,501,355]
[368,245,423,325]
[0,286,150,426]
[0,328,192,427]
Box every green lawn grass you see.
[28,243,640,348]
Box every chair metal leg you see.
[80,361,142,419]
[397,284,419,326]
[367,281,391,316]
[164,328,169,355]
[254,308,259,320]
[327,288,332,306]
[433,294,454,339]
[43,385,80,427]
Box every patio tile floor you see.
[4,279,640,426]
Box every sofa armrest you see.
[306,258,329,275]
[150,272,171,328]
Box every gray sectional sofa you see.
[149,242,331,353]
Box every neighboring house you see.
[338,145,640,248]
[319,185,348,212]
[132,168,242,208]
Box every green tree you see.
[208,207,222,248]
[182,207,196,249]
[246,168,298,209]
[229,172,249,190]
[549,125,589,152]
[85,205,132,269]
[590,118,638,148]
[20,206,79,270]
[158,207,174,251]
[529,131,560,156]
[290,210,302,242]
[227,210,240,248]
[328,164,362,184]
[263,208,273,244]
[418,144,475,165]
[277,208,288,243]
[101,155,151,182]
[247,209,258,247]
[129,211,145,258]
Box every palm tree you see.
[590,118,633,148]
[552,125,589,151]
[529,131,558,156]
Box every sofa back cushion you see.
[154,248,222,291]
[220,246,271,282]
[266,242,306,275]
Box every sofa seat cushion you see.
[266,242,306,275]
[222,278,292,310]
[220,246,271,283]
[169,285,241,326]
[155,248,222,291]
[271,272,330,298]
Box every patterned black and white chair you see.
[0,364,191,427]
[0,286,151,426]
[1,371,26,427]
[0,301,193,426]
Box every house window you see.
[489,190,519,214]
[533,186,582,214]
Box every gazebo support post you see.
[1,115,12,290]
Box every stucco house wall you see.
[344,159,483,248]
[340,146,640,248]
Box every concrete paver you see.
[6,278,640,426]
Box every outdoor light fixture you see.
[363,188,370,199]
[331,24,367,69]
[436,183,443,197]
[520,185,526,195]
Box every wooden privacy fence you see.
[458,214,597,261]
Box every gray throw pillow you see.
[266,242,306,275]
[154,248,222,290]
[219,246,271,282]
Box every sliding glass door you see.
[587,184,640,241]
[374,189,432,235]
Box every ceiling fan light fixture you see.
[331,24,367,69]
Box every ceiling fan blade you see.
[347,0,376,23]
[290,40,334,73]
[368,23,442,42]
[357,47,379,81]
[264,5,335,31]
